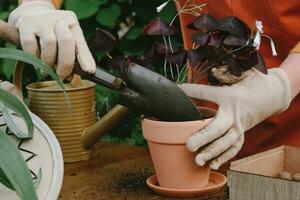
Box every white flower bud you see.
[255,20,263,33]
[156,0,170,13]
[253,31,261,50]
[270,39,278,56]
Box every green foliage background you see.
[0,0,182,146]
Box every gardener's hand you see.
[0,81,23,101]
[179,68,291,170]
[8,1,96,79]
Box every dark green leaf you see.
[158,2,177,22]
[96,4,121,28]
[126,27,142,40]
[65,0,107,20]
[0,11,9,20]
[0,43,17,80]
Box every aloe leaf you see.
[0,48,70,109]
[0,129,38,200]
[0,168,14,190]
[0,88,33,139]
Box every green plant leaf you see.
[158,2,177,22]
[0,58,15,80]
[0,129,37,200]
[0,43,16,80]
[125,27,142,40]
[65,0,107,20]
[0,48,70,110]
[0,88,33,139]
[0,168,14,190]
[0,11,9,20]
[96,4,121,28]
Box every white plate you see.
[0,112,64,200]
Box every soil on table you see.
[59,142,227,200]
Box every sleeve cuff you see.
[290,42,300,54]
[18,0,62,9]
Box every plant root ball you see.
[211,66,254,84]
[293,173,300,182]
[278,171,293,180]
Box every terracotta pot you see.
[142,108,215,190]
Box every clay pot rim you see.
[142,107,216,144]
[142,118,213,144]
[26,80,95,92]
[142,107,216,125]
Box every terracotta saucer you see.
[146,171,227,198]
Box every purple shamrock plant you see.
[90,0,277,86]
[154,0,278,85]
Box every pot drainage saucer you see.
[146,171,227,198]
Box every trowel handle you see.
[82,104,129,149]
[80,65,125,91]
[0,20,20,46]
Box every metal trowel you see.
[80,63,202,122]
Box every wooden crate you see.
[228,146,300,200]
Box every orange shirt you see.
[19,0,62,8]
[178,0,300,158]
[52,0,62,8]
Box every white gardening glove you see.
[8,1,96,79]
[179,68,291,170]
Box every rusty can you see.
[27,80,96,162]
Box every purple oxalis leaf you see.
[236,51,259,71]
[218,16,249,37]
[130,56,155,71]
[187,48,208,67]
[187,13,218,31]
[191,32,211,46]
[89,28,117,52]
[165,49,187,67]
[228,58,243,76]
[143,18,177,36]
[223,34,247,46]
[144,41,172,60]
[110,55,129,79]
[155,42,172,56]
[253,52,267,74]
[209,32,226,48]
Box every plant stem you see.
[175,64,180,80]
[162,35,169,77]
[176,62,188,83]
[169,62,174,80]
[168,36,174,53]
[164,60,168,77]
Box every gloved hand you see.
[0,81,23,101]
[8,1,96,79]
[179,68,291,170]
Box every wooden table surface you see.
[59,142,228,200]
